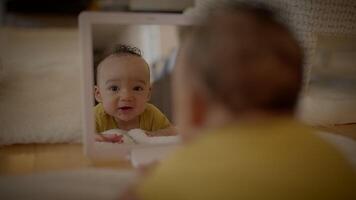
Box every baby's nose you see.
[120,89,133,100]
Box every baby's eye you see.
[108,86,119,92]
[133,86,143,91]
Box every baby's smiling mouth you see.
[118,106,133,111]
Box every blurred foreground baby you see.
[94,44,176,143]
[126,2,356,200]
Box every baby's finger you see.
[111,135,124,143]
[103,133,121,139]
[145,131,154,137]
[95,134,106,142]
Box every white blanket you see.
[101,128,181,144]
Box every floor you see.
[0,143,132,175]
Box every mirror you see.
[79,11,194,160]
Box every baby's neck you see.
[204,104,294,129]
[114,117,140,131]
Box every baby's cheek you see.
[136,102,147,114]
[103,102,116,114]
[136,104,146,113]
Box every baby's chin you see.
[114,107,146,122]
[115,114,140,122]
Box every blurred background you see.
[0,0,195,27]
[0,0,355,145]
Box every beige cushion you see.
[0,28,82,145]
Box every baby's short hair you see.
[94,44,143,84]
[112,44,142,57]
[185,1,303,113]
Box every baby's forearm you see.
[95,132,123,143]
[95,133,106,141]
[146,126,177,137]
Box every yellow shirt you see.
[95,103,170,133]
[138,118,356,200]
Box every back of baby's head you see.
[186,1,303,114]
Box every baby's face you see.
[96,55,151,123]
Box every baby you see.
[94,44,176,143]
[122,2,356,200]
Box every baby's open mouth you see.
[119,106,133,111]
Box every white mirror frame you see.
[79,11,194,160]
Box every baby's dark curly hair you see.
[113,44,142,57]
[94,44,143,84]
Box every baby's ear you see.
[94,86,102,102]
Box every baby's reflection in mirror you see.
[93,44,177,143]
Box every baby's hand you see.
[95,133,124,143]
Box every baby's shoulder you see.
[144,103,160,112]
[141,103,166,120]
[94,103,106,117]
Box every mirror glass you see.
[92,23,179,143]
